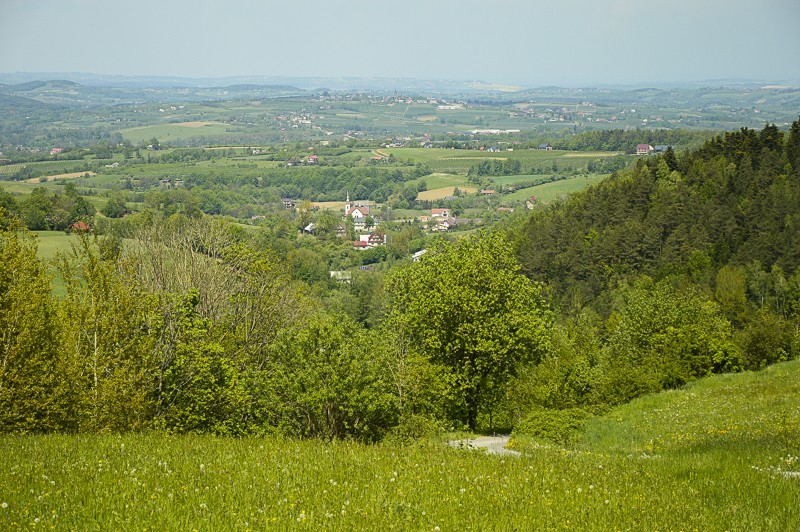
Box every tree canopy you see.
[386,231,551,430]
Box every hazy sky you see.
[2,0,799,86]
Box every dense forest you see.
[1,121,798,442]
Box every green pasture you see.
[32,230,76,297]
[506,174,609,203]
[33,230,75,263]
[412,172,469,190]
[1,360,798,529]
[119,123,234,144]
[490,174,545,186]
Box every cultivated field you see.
[417,186,477,201]
[120,123,233,144]
[25,171,96,183]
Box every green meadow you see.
[120,123,234,144]
[506,174,610,203]
[1,360,797,530]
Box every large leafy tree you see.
[0,228,66,432]
[386,231,551,431]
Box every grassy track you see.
[1,361,798,529]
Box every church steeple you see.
[344,190,351,214]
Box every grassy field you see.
[507,174,610,203]
[32,231,80,297]
[33,231,75,263]
[1,361,797,529]
[417,186,477,201]
[120,123,233,144]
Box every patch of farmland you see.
[26,171,97,183]
[417,186,477,201]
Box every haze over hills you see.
[0,72,798,93]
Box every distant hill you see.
[0,79,308,106]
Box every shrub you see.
[513,407,593,446]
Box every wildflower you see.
[1,502,7,509]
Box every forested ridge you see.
[510,121,800,437]
[517,122,800,299]
[1,121,798,441]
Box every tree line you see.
[510,121,800,439]
[1,120,798,442]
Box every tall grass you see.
[1,363,798,529]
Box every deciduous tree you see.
[386,231,551,431]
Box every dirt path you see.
[448,435,521,457]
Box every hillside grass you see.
[1,361,798,529]
[120,123,233,144]
[506,174,609,203]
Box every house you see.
[50,147,63,155]
[434,217,458,232]
[480,189,496,196]
[412,249,428,262]
[346,205,371,219]
[70,221,91,233]
[346,205,372,229]
[431,208,450,218]
[281,198,295,209]
[335,222,348,238]
[358,233,387,247]
[487,146,501,152]
[308,155,319,164]
[303,223,316,234]
[537,143,552,151]
[352,240,370,250]
[636,144,653,155]
[421,142,434,149]
[329,271,352,283]
[653,145,673,153]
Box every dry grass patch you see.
[417,186,476,201]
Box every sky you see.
[1,0,799,86]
